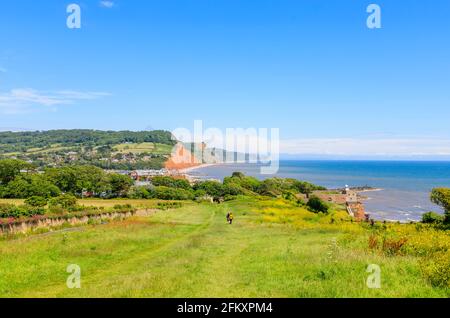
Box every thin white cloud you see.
[173,127,450,157]
[99,1,115,8]
[0,67,7,73]
[0,88,111,114]
[280,138,450,156]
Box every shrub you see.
[24,196,48,207]
[193,181,224,199]
[382,237,408,256]
[0,203,44,219]
[112,204,134,212]
[306,196,329,214]
[421,211,444,224]
[194,189,207,198]
[420,251,450,288]
[151,176,192,190]
[152,186,194,201]
[128,186,151,199]
[282,191,297,201]
[157,202,182,210]
[224,173,261,192]
[49,194,78,209]
[222,184,244,196]
[368,234,378,250]
[224,194,237,202]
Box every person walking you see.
[228,212,234,225]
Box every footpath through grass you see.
[0,199,448,297]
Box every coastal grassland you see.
[112,142,173,155]
[0,198,448,298]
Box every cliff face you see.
[165,143,202,170]
[347,202,366,220]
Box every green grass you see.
[2,144,73,156]
[112,142,173,155]
[0,198,448,298]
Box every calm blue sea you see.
[188,160,450,221]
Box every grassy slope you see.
[113,143,173,155]
[0,200,447,298]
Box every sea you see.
[187,160,450,222]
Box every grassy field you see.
[0,198,168,209]
[113,142,173,155]
[0,198,448,298]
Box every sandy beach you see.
[178,163,222,174]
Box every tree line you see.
[0,129,176,154]
[0,159,133,199]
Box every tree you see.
[128,186,151,199]
[430,188,450,223]
[307,196,329,214]
[2,175,60,198]
[151,186,194,200]
[231,171,245,179]
[151,176,191,190]
[193,181,224,199]
[293,180,325,197]
[108,174,134,197]
[0,159,32,185]
[44,165,109,196]
[421,211,444,224]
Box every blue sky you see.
[0,0,449,157]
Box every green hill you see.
[0,130,176,170]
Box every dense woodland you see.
[0,130,176,154]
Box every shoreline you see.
[178,163,223,174]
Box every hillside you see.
[0,130,176,170]
[0,198,448,297]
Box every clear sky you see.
[0,0,449,157]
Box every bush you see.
[420,251,450,288]
[382,237,408,256]
[24,196,48,207]
[0,203,45,219]
[157,202,182,210]
[151,186,194,201]
[112,204,134,212]
[222,184,244,196]
[194,189,207,198]
[224,173,261,192]
[421,211,444,224]
[306,196,329,214]
[128,186,151,199]
[49,194,78,209]
[224,194,237,201]
[151,176,192,190]
[282,191,297,201]
[193,181,224,199]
